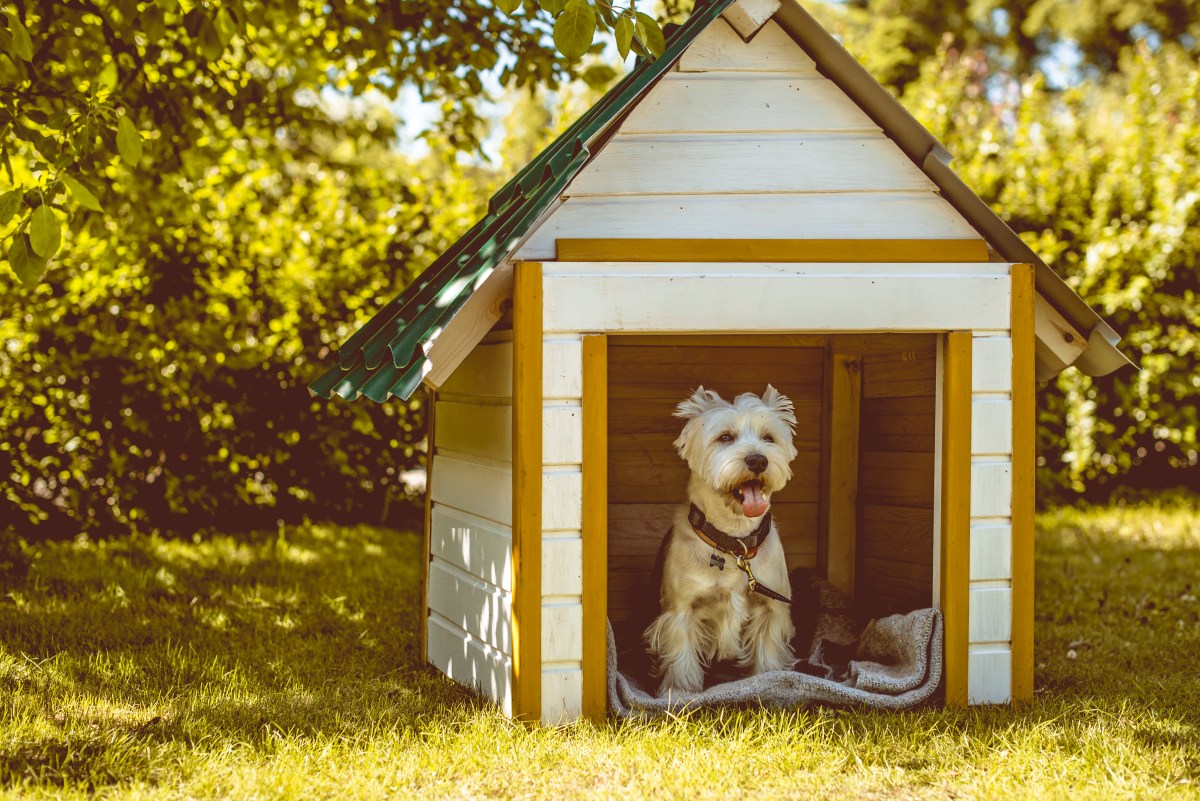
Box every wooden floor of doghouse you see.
[605,335,937,657]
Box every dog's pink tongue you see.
[739,481,769,517]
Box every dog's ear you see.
[761,384,797,429]
[674,386,724,419]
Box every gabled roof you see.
[309,0,739,403]
[312,0,1133,403]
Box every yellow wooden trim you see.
[556,238,991,263]
[940,332,972,707]
[512,261,543,722]
[607,333,935,353]
[823,353,862,597]
[1011,264,1036,705]
[581,335,609,722]
[420,387,436,666]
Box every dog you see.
[644,385,800,695]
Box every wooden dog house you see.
[311,0,1131,723]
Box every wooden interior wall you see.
[856,338,938,616]
[606,337,824,652]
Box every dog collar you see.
[687,504,772,558]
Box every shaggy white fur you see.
[644,385,801,696]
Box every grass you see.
[1,505,1198,800]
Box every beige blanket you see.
[607,606,943,716]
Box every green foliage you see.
[897,41,1200,498]
[833,0,1200,89]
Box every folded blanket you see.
[607,604,943,716]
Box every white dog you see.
[644,385,800,696]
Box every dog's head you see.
[673,385,799,518]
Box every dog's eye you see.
[762,434,775,443]
[716,432,735,444]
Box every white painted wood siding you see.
[429,337,516,713]
[517,194,980,260]
[541,263,1013,334]
[967,333,1016,704]
[537,333,586,723]
[513,22,980,262]
[679,19,813,73]
[565,135,936,197]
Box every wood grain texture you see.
[512,261,542,722]
[940,332,973,707]
[1011,263,1036,705]
[430,455,513,527]
[969,523,1013,582]
[968,646,1012,705]
[555,238,989,263]
[424,263,514,390]
[542,404,583,466]
[581,335,608,722]
[824,353,861,597]
[678,18,813,73]
[970,460,1013,519]
[721,0,782,39]
[543,537,583,597]
[620,74,878,134]
[541,269,1013,333]
[516,193,981,259]
[427,615,513,716]
[972,336,1013,394]
[438,340,513,400]
[421,391,436,666]
[567,135,936,197]
[970,398,1013,457]
[430,506,513,592]
[435,401,512,463]
[542,669,583,726]
[544,338,583,400]
[969,586,1013,644]
[428,558,513,654]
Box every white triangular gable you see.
[514,18,982,261]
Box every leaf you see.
[0,189,21,226]
[539,0,568,14]
[8,234,45,286]
[5,12,32,61]
[62,175,102,213]
[117,116,143,166]
[30,205,61,258]
[196,13,225,61]
[553,0,595,61]
[581,64,617,90]
[496,0,522,14]
[614,15,633,60]
[634,12,666,58]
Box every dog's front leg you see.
[644,607,706,695]
[738,598,796,675]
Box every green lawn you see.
[1,505,1198,800]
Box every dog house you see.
[311,0,1132,723]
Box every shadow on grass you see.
[2,506,1200,792]
[0,525,488,789]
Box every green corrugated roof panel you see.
[310,0,737,403]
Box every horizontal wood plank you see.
[969,586,1013,644]
[543,603,583,663]
[543,338,583,399]
[438,341,512,399]
[970,523,1013,582]
[515,194,981,260]
[542,269,1012,333]
[435,401,511,463]
[568,135,935,197]
[972,336,1013,394]
[970,460,1013,519]
[541,669,583,726]
[430,455,513,527]
[428,559,513,654]
[430,506,513,592]
[620,74,879,134]
[679,18,814,73]
[427,615,512,715]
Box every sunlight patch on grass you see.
[1,509,1198,799]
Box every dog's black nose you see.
[744,453,768,474]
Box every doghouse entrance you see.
[605,334,938,673]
